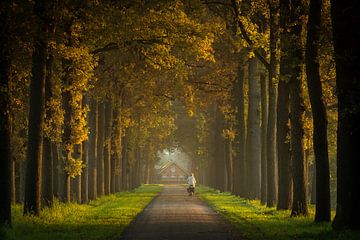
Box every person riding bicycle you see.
[187,173,196,194]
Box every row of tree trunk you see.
[199,0,360,229]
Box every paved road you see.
[120,185,241,240]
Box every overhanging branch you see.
[231,0,270,70]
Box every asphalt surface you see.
[119,185,241,240]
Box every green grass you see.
[1,184,162,240]
[197,186,360,240]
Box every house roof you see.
[157,161,189,176]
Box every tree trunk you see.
[11,160,16,204]
[0,9,12,223]
[42,139,53,206]
[267,0,280,208]
[288,0,308,217]
[43,53,54,207]
[260,72,268,204]
[24,0,51,214]
[81,95,89,203]
[246,57,261,199]
[97,102,105,196]
[88,98,98,199]
[74,143,82,203]
[276,80,292,209]
[64,174,70,203]
[214,107,226,192]
[233,63,246,197]
[277,0,293,210]
[331,0,360,230]
[76,175,81,203]
[81,141,89,203]
[104,101,112,195]
[110,104,121,193]
[62,84,72,203]
[305,0,331,222]
[121,132,128,190]
[53,143,62,199]
[310,164,316,205]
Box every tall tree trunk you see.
[233,63,246,197]
[246,57,261,199]
[110,104,120,193]
[260,72,268,204]
[267,0,280,208]
[76,175,81,203]
[81,95,89,203]
[24,0,52,214]
[121,132,128,190]
[97,102,105,196]
[11,160,16,204]
[310,164,316,205]
[305,0,331,222]
[289,0,308,217]
[214,107,226,192]
[228,140,233,193]
[43,53,54,207]
[0,4,12,223]
[88,99,98,199]
[104,101,112,195]
[276,80,292,209]
[73,143,82,203]
[277,0,293,210]
[63,174,70,203]
[81,140,89,203]
[53,143,61,199]
[42,139,53,206]
[62,83,72,203]
[331,0,360,230]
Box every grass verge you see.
[197,186,360,240]
[1,184,162,240]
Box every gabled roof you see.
[157,161,189,176]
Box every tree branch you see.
[231,0,270,70]
[91,42,119,54]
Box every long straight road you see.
[120,185,241,240]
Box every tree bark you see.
[111,100,122,193]
[277,0,293,210]
[246,57,261,199]
[331,0,360,230]
[276,80,292,209]
[81,140,89,202]
[61,80,72,203]
[266,0,280,208]
[305,0,331,222]
[260,72,268,204]
[121,132,128,190]
[0,4,12,224]
[24,0,52,214]
[88,98,98,199]
[11,160,16,205]
[214,106,226,192]
[104,101,112,195]
[81,95,89,203]
[289,0,308,217]
[97,102,105,196]
[53,143,61,199]
[310,164,316,205]
[233,63,246,197]
[43,53,54,207]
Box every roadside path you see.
[120,185,241,240]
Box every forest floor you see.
[119,184,241,240]
[197,186,360,240]
[1,185,161,240]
